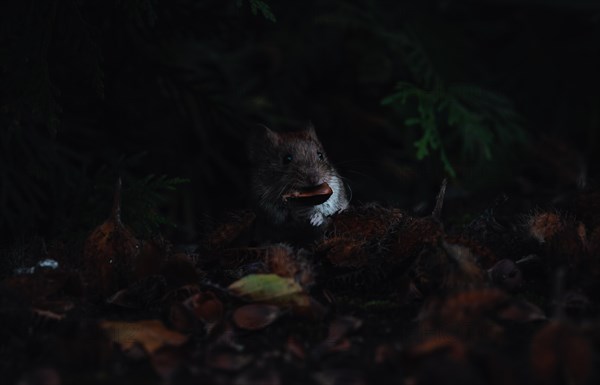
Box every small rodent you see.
[249,124,349,232]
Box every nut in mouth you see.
[282,182,333,207]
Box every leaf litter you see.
[3,179,600,384]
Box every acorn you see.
[488,259,523,292]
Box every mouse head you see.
[250,124,348,226]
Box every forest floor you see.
[2,182,600,385]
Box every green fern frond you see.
[381,25,526,178]
[382,80,523,178]
[236,0,276,22]
[120,174,190,236]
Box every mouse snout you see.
[304,172,324,188]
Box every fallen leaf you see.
[313,316,362,357]
[408,334,467,363]
[234,366,281,385]
[183,291,223,324]
[232,304,281,330]
[16,367,61,385]
[531,321,593,385]
[150,345,186,379]
[106,275,167,309]
[497,299,546,323]
[326,316,363,344]
[206,351,253,372]
[162,284,201,304]
[4,270,83,302]
[314,369,366,385]
[169,303,196,333]
[418,288,537,343]
[100,319,188,354]
[286,336,306,360]
[211,322,242,350]
[228,274,309,309]
[374,343,398,365]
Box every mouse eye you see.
[283,154,293,164]
[317,152,324,160]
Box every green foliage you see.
[236,0,276,22]
[0,0,247,242]
[1,0,597,243]
[382,29,526,178]
[0,122,188,241]
[83,164,190,239]
[120,174,190,237]
[382,82,526,178]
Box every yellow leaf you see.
[228,274,307,308]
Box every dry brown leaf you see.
[232,304,281,330]
[497,299,546,323]
[106,275,166,309]
[162,284,202,304]
[286,336,306,360]
[313,369,366,385]
[408,334,468,363]
[373,343,398,365]
[100,319,188,354]
[16,367,62,385]
[150,346,186,379]
[183,291,224,324]
[418,288,539,343]
[169,303,195,333]
[3,270,83,302]
[234,367,282,385]
[313,316,362,356]
[206,351,253,372]
[531,321,593,385]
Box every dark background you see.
[1,0,599,246]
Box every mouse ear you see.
[305,121,318,138]
[262,124,281,145]
[248,124,280,161]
